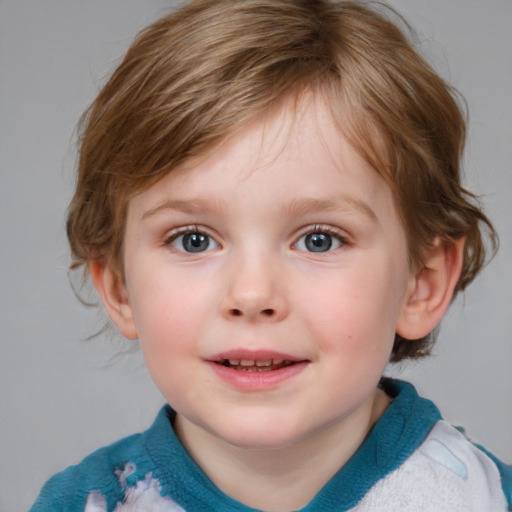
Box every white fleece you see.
[84,472,185,512]
[351,420,507,511]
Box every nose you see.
[220,253,289,322]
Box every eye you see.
[168,230,219,253]
[294,229,344,253]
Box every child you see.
[30,0,511,510]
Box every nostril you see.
[227,308,276,317]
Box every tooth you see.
[229,359,240,366]
[272,359,283,365]
[255,360,272,367]
[240,360,255,366]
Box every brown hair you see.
[67,0,497,361]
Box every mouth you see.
[216,359,297,372]
[208,351,309,390]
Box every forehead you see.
[128,95,396,223]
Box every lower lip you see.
[207,361,309,391]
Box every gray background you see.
[0,1,510,511]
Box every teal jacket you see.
[30,380,512,511]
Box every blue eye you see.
[295,231,343,253]
[170,231,218,253]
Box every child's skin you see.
[91,94,464,511]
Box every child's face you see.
[116,96,415,451]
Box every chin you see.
[214,419,310,452]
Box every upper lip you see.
[208,349,307,363]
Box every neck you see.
[174,389,390,512]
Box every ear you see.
[396,237,465,340]
[89,260,138,340]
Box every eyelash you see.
[163,225,219,251]
[164,225,200,243]
[294,224,349,253]
[162,224,349,254]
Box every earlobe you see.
[396,238,465,340]
[89,260,138,340]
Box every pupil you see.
[183,233,208,252]
[306,233,332,252]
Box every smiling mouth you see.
[217,359,297,372]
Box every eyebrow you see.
[142,195,377,222]
[284,196,377,222]
[142,198,228,219]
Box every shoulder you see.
[29,432,147,512]
[415,422,509,508]
[354,420,511,511]
[29,406,176,512]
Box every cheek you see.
[128,270,208,351]
[299,266,404,356]
[129,276,209,401]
